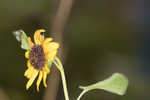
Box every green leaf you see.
[80,73,128,95]
[77,73,128,100]
[13,30,31,50]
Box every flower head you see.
[24,29,59,91]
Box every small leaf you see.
[13,30,31,50]
[80,73,128,95]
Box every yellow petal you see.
[43,42,59,61]
[43,71,48,87]
[36,71,43,92]
[44,42,59,52]
[24,67,34,79]
[26,69,39,90]
[34,29,45,45]
[43,65,50,73]
[42,38,53,46]
[27,60,32,68]
[24,68,30,77]
[25,51,30,59]
[47,50,57,61]
[27,37,34,48]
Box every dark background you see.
[0,0,150,100]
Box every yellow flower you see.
[24,29,59,91]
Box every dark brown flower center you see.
[29,45,45,70]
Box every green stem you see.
[77,90,88,100]
[54,56,70,100]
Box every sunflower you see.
[24,29,59,91]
